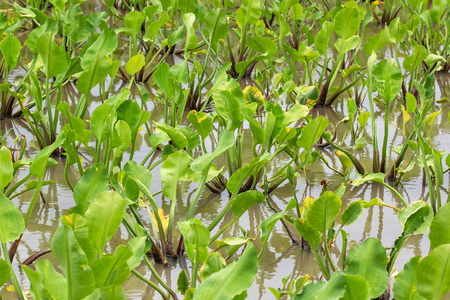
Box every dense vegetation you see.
[0,0,449,299]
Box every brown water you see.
[1,3,450,299]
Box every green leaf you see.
[191,129,235,173]
[341,202,363,227]
[36,31,68,78]
[84,286,125,300]
[81,28,118,70]
[0,194,25,243]
[403,45,428,74]
[429,202,450,250]
[177,269,190,295]
[0,147,14,192]
[90,245,132,287]
[187,111,213,142]
[334,8,361,39]
[236,0,261,26]
[341,275,370,300]
[179,219,210,264]
[297,116,329,154]
[373,59,403,103]
[161,151,192,201]
[393,256,425,300]
[193,243,258,300]
[123,160,152,190]
[0,258,11,286]
[84,191,127,255]
[34,260,68,300]
[73,164,108,205]
[231,190,265,218]
[154,122,188,150]
[124,11,144,37]
[0,34,21,71]
[294,271,345,299]
[314,21,334,56]
[417,244,450,300]
[364,27,390,55]
[200,252,226,281]
[77,53,110,96]
[125,53,145,75]
[344,238,389,298]
[294,218,322,251]
[183,13,198,51]
[51,224,95,300]
[398,201,433,235]
[307,191,341,234]
[61,214,97,263]
[204,9,228,52]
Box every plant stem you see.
[2,243,23,300]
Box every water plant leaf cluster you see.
[0,0,449,299]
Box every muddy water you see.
[1,3,450,299]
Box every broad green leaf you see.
[187,111,213,142]
[364,27,390,55]
[90,246,132,287]
[161,151,192,201]
[0,35,21,70]
[126,236,148,269]
[284,103,309,126]
[22,265,50,300]
[35,260,67,300]
[73,164,108,205]
[341,275,370,300]
[416,244,450,300]
[307,191,342,234]
[193,243,258,300]
[204,9,228,52]
[200,252,226,281]
[124,11,144,37]
[403,45,428,74]
[344,238,389,298]
[125,53,145,75]
[294,271,345,300]
[373,59,403,103]
[398,201,433,235]
[334,8,361,39]
[0,147,14,192]
[0,258,11,286]
[243,86,265,109]
[154,122,188,150]
[36,32,68,78]
[110,172,140,203]
[191,130,234,173]
[51,224,95,300]
[405,92,417,113]
[84,286,125,300]
[116,100,141,132]
[297,116,329,153]
[123,160,152,190]
[231,190,265,218]
[77,53,110,96]
[314,21,334,56]
[236,0,261,26]
[0,194,25,243]
[81,28,118,70]
[335,36,361,54]
[294,218,322,250]
[177,269,190,295]
[112,120,131,157]
[429,202,450,250]
[61,214,97,263]
[341,202,363,227]
[215,91,243,131]
[84,191,127,255]
[351,173,385,186]
[179,219,210,264]
[393,256,425,300]
[183,13,198,51]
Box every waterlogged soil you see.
[1,2,450,299]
